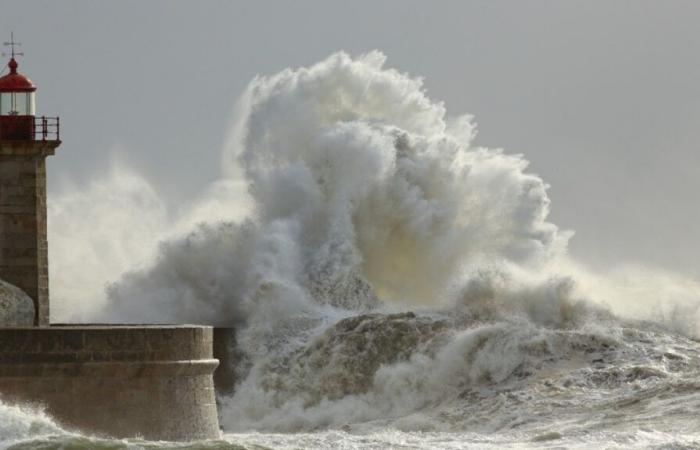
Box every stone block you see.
[0,141,50,326]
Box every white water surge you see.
[6,51,700,448]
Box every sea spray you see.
[44,51,700,439]
[0,402,66,448]
[101,51,569,320]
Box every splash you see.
[97,51,568,321]
[47,51,700,435]
[0,401,66,447]
[48,163,166,321]
[49,163,250,322]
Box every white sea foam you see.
[0,402,66,448]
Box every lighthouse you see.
[0,34,60,326]
[0,35,223,441]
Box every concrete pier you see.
[0,325,220,441]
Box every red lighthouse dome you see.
[0,56,37,119]
[0,58,37,93]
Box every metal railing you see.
[34,116,60,141]
[0,115,60,141]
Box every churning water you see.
[4,52,700,449]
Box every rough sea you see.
[5,51,700,449]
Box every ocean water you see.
[6,52,700,449]
[4,312,700,449]
[5,319,700,449]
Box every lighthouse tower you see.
[0,35,60,326]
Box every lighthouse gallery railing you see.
[0,116,60,141]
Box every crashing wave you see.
[47,51,700,436]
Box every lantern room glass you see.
[0,92,35,116]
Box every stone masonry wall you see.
[0,141,57,326]
[0,325,221,441]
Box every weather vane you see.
[2,32,23,59]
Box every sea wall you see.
[0,325,220,441]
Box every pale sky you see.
[2,0,699,280]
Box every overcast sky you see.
[2,1,699,280]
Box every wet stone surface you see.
[0,279,34,326]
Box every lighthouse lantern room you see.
[0,33,57,141]
[0,58,36,114]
